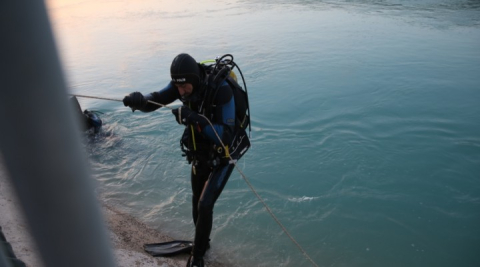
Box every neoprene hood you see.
[170,53,201,89]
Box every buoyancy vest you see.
[180,54,251,164]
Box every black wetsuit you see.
[139,77,237,259]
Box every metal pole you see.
[0,1,116,267]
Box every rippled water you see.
[48,0,480,266]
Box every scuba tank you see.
[200,54,251,135]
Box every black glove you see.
[171,106,197,125]
[123,92,146,111]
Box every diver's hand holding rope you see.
[123,91,148,112]
[171,106,193,125]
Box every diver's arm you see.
[124,82,180,112]
[141,82,180,112]
[201,91,235,146]
[175,82,235,146]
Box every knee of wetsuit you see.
[197,200,214,215]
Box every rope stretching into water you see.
[71,94,123,103]
[71,94,319,267]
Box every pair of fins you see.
[144,240,193,257]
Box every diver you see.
[123,53,250,267]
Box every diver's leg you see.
[190,160,210,226]
[192,163,235,260]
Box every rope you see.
[70,94,123,102]
[70,94,171,110]
[72,94,319,267]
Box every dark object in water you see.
[83,110,102,133]
[143,240,193,257]
[70,96,102,133]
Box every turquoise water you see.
[48,0,480,266]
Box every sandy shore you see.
[0,156,224,267]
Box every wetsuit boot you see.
[186,254,204,267]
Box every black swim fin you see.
[144,240,193,257]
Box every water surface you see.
[48,0,480,266]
